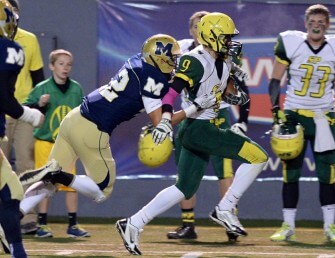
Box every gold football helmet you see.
[142,34,181,74]
[138,123,173,168]
[270,122,304,160]
[197,12,242,58]
[0,0,17,40]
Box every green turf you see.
[15,217,328,257]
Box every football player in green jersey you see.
[167,10,250,242]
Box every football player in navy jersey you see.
[17,34,215,224]
[0,0,44,256]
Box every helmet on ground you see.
[197,12,242,58]
[0,0,17,40]
[138,123,173,168]
[270,122,304,160]
[142,34,181,74]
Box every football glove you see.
[152,118,173,145]
[193,92,216,111]
[271,106,286,124]
[222,85,249,106]
[231,122,247,136]
[231,64,248,81]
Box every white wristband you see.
[19,106,43,127]
[162,112,172,121]
[183,104,197,118]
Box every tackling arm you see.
[0,71,44,127]
[0,71,24,119]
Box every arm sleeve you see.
[161,77,188,114]
[236,79,250,124]
[0,71,24,118]
[268,78,281,107]
[30,68,45,87]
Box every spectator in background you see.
[24,49,90,238]
[0,0,44,256]
[268,4,335,242]
[0,0,45,235]
[167,10,250,242]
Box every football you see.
[223,76,238,97]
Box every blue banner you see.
[97,1,335,179]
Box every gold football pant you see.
[49,107,116,198]
[35,139,76,192]
[0,148,24,202]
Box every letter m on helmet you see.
[155,42,173,57]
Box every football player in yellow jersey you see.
[268,4,335,242]
[0,0,45,235]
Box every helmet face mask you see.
[0,0,18,40]
[270,123,304,160]
[197,12,242,58]
[142,34,181,74]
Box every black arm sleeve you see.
[170,77,187,94]
[236,79,250,124]
[24,102,48,114]
[0,71,24,119]
[30,67,45,87]
[268,78,281,107]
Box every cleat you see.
[35,225,53,238]
[21,222,38,235]
[226,230,239,242]
[19,159,61,187]
[0,224,10,254]
[115,218,142,255]
[167,223,197,239]
[325,224,335,243]
[67,225,90,238]
[209,206,247,237]
[270,222,296,241]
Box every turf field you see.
[9,218,335,257]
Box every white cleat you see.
[19,159,61,187]
[209,206,247,237]
[115,218,142,255]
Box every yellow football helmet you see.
[197,12,242,58]
[138,123,173,168]
[270,123,304,160]
[0,0,17,40]
[142,34,181,74]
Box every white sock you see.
[130,185,184,229]
[20,181,56,214]
[322,204,335,231]
[218,162,266,210]
[283,208,297,229]
[71,175,106,203]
